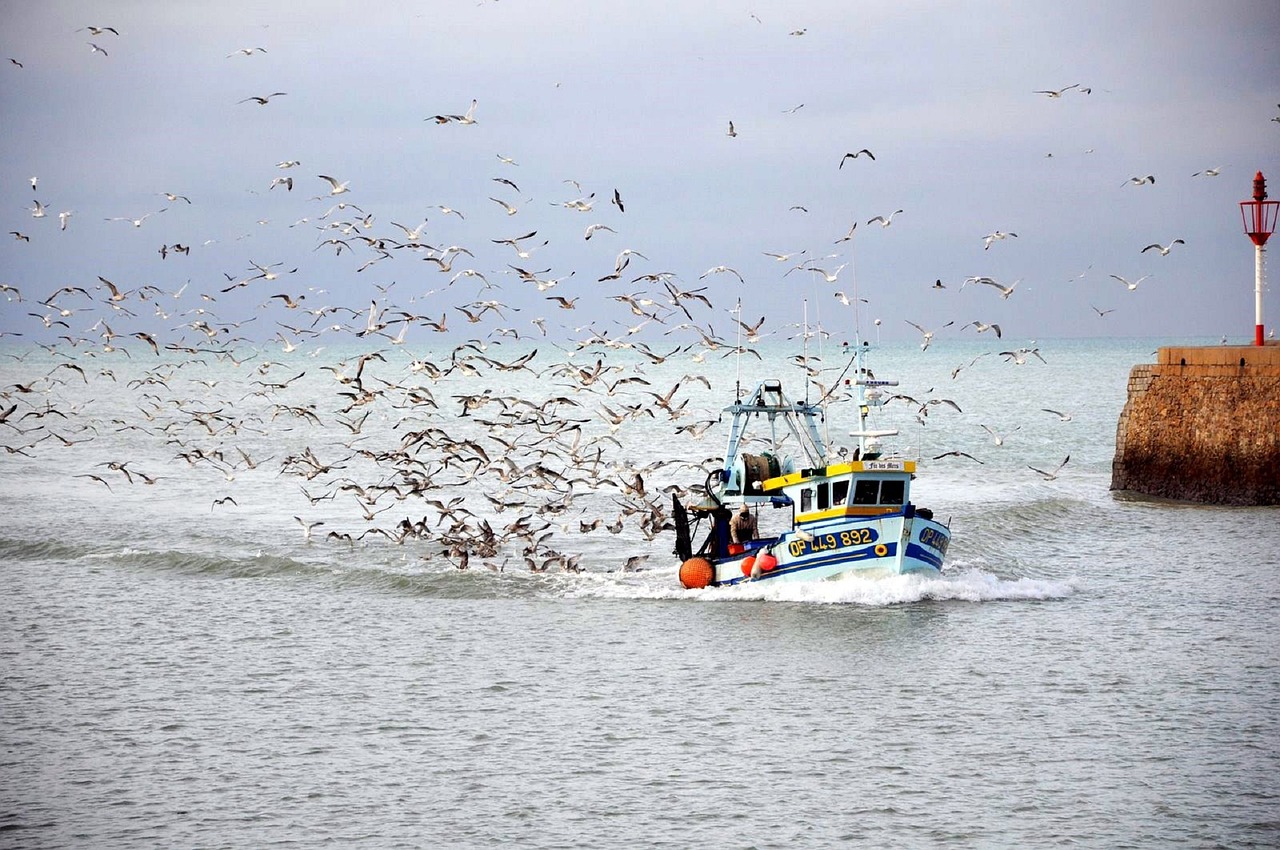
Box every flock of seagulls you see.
[2,19,1261,576]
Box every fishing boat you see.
[673,339,951,588]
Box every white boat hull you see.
[709,513,949,587]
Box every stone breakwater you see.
[1112,344,1280,505]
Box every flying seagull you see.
[905,319,953,351]
[1123,175,1156,187]
[867,209,904,227]
[1140,239,1184,256]
[317,175,350,195]
[839,150,875,167]
[1033,84,1080,97]
[963,276,1020,299]
[1028,455,1070,480]
[1110,273,1152,291]
[239,92,287,105]
[932,451,984,464]
[982,231,1018,250]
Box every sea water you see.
[1,336,1277,848]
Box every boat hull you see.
[708,512,949,586]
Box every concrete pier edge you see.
[1111,342,1280,506]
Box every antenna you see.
[849,226,861,343]
[802,299,810,404]
[733,295,743,400]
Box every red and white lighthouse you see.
[1239,171,1279,345]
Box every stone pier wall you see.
[1111,344,1280,505]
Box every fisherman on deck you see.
[730,504,757,543]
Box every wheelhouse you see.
[762,459,915,526]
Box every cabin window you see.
[816,482,830,510]
[879,479,905,506]
[800,488,813,512]
[852,480,879,505]
[832,480,850,506]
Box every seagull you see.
[106,210,165,227]
[317,175,350,195]
[700,265,744,283]
[496,154,519,166]
[933,451,984,464]
[839,149,875,167]
[29,176,37,191]
[1033,84,1080,97]
[1091,304,1116,318]
[294,516,324,541]
[489,197,521,216]
[1110,273,1152,291]
[1028,455,1070,480]
[982,231,1018,250]
[30,199,46,218]
[964,277,1020,299]
[727,120,737,137]
[806,264,847,283]
[1041,408,1074,421]
[227,47,267,57]
[978,423,1020,446]
[964,320,1002,338]
[1140,239,1184,256]
[999,348,1046,365]
[584,223,616,240]
[276,160,301,168]
[79,26,120,36]
[905,319,953,351]
[867,209,904,227]
[58,210,73,231]
[931,279,945,290]
[1191,167,1222,177]
[1123,175,1156,187]
[162,192,192,204]
[457,99,478,124]
[87,42,109,56]
[238,92,287,105]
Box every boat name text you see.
[788,527,880,558]
[918,526,949,554]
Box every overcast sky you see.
[2,0,1278,350]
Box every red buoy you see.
[679,557,714,589]
[756,552,778,572]
[740,555,756,576]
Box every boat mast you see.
[733,295,743,402]
[802,299,810,405]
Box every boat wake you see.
[564,564,1078,606]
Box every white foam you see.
[562,566,1078,606]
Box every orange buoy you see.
[740,555,756,577]
[756,552,778,572]
[679,557,715,589]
